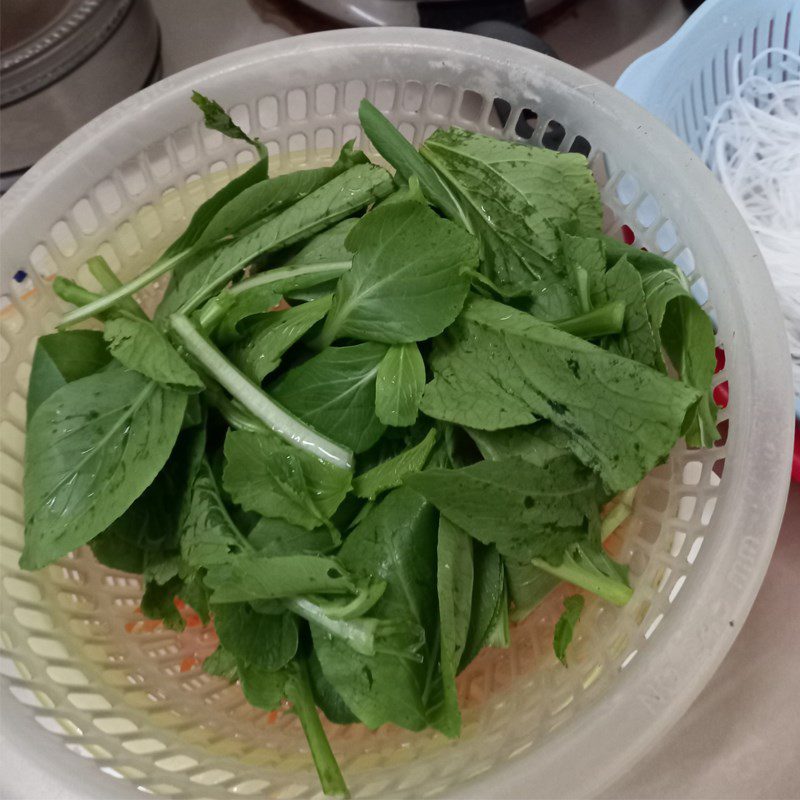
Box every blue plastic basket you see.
[617,0,800,418]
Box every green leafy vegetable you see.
[205,553,356,603]
[92,424,206,577]
[222,429,352,530]
[358,99,467,224]
[191,91,265,153]
[553,594,585,666]
[314,200,477,347]
[311,488,438,731]
[459,543,505,671]
[103,313,204,390]
[249,516,337,556]
[270,342,388,453]
[421,128,601,294]
[407,455,598,563]
[173,162,394,314]
[228,295,332,383]
[596,257,661,369]
[640,269,718,446]
[179,459,248,571]
[203,644,239,682]
[26,330,111,422]
[430,516,473,736]
[353,428,437,500]
[170,313,353,468]
[195,142,366,248]
[142,576,185,630]
[374,343,426,427]
[22,370,186,570]
[26,100,719,800]
[421,297,701,491]
[238,659,286,710]
[598,237,718,447]
[212,602,298,670]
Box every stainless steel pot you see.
[297,0,564,27]
[1,0,160,187]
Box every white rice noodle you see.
[702,48,800,397]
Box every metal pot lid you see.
[0,0,135,106]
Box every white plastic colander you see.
[0,29,794,800]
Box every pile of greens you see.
[21,94,716,797]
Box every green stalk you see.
[554,300,626,339]
[509,488,637,622]
[228,261,352,296]
[87,257,147,319]
[170,313,353,469]
[194,260,352,334]
[312,313,341,351]
[53,277,104,311]
[531,551,633,606]
[572,265,591,314]
[59,248,191,328]
[600,487,636,540]
[285,660,350,799]
[531,489,637,606]
[286,598,378,657]
[204,382,269,435]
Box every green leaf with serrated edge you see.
[222,429,352,530]
[421,128,601,294]
[596,237,717,447]
[269,342,387,454]
[27,331,111,422]
[212,602,298,671]
[407,455,597,564]
[248,517,337,556]
[553,594,585,666]
[142,576,185,631]
[191,91,265,153]
[374,343,426,427]
[353,428,437,500]
[238,660,287,711]
[205,553,356,603]
[179,459,248,572]
[203,644,239,682]
[420,297,700,491]
[21,370,186,570]
[317,200,477,346]
[103,314,204,390]
[596,257,661,370]
[228,295,332,383]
